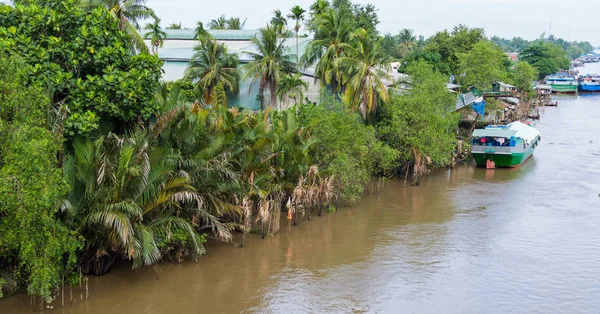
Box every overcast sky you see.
[146,0,599,45]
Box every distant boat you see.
[579,75,600,92]
[471,122,541,168]
[546,75,578,93]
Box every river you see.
[3,63,600,313]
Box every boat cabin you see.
[472,128,518,148]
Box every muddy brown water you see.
[3,64,600,313]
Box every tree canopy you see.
[519,41,570,79]
[457,41,507,91]
[0,0,162,137]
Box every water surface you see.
[3,65,600,314]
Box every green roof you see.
[472,128,517,138]
[162,29,259,41]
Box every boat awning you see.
[472,129,517,138]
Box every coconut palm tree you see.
[193,21,210,41]
[398,28,416,57]
[277,73,308,108]
[227,17,247,30]
[335,29,392,119]
[271,10,288,34]
[143,18,167,55]
[185,37,240,105]
[166,22,182,29]
[242,25,296,109]
[287,5,306,70]
[308,0,330,32]
[303,9,350,94]
[209,15,228,30]
[81,0,154,54]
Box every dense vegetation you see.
[0,0,594,307]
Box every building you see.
[145,29,321,110]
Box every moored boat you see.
[471,121,541,168]
[547,75,578,93]
[579,75,600,92]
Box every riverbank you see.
[3,89,600,313]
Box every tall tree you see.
[511,61,538,99]
[426,25,486,74]
[144,18,167,55]
[193,21,209,40]
[271,9,288,35]
[456,41,507,91]
[227,17,247,30]
[0,0,162,137]
[185,36,240,105]
[336,29,392,119]
[81,0,154,54]
[166,22,182,29]
[243,25,295,109]
[520,41,570,79]
[288,5,306,70]
[209,15,228,30]
[398,28,416,57]
[303,9,350,94]
[277,73,308,108]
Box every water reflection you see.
[3,67,600,314]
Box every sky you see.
[145,0,600,45]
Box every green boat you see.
[471,122,541,168]
[547,76,578,93]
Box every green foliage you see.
[242,25,295,109]
[520,41,570,79]
[144,18,168,55]
[0,0,162,137]
[457,41,507,91]
[277,73,308,107]
[298,95,396,202]
[399,50,451,75]
[426,25,486,74]
[377,61,459,172]
[510,61,538,96]
[185,36,239,104]
[0,56,82,302]
[308,0,379,38]
[62,130,208,273]
[336,29,392,119]
[212,82,228,107]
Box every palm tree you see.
[209,15,228,30]
[185,37,240,105]
[303,9,350,94]
[193,21,209,41]
[62,131,207,275]
[81,0,154,54]
[308,0,330,32]
[166,22,182,29]
[335,29,392,119]
[271,10,288,35]
[398,28,416,57]
[242,25,296,109]
[277,73,308,108]
[143,18,167,55]
[287,5,306,70]
[227,17,247,30]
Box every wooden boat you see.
[471,122,541,168]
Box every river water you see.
[3,64,600,313]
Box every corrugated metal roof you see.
[162,29,259,40]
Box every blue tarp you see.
[471,100,486,116]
